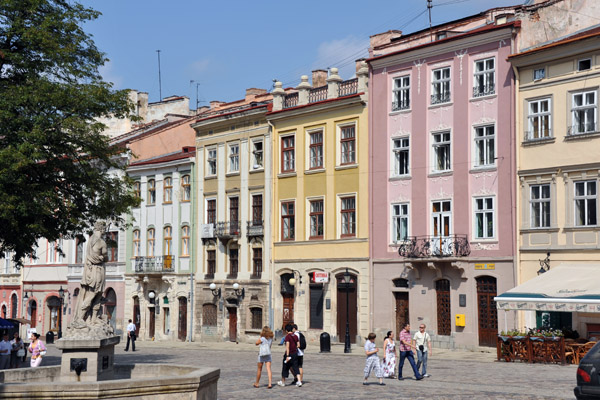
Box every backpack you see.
[298,332,307,350]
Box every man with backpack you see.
[277,324,302,387]
[292,324,306,384]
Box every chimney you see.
[369,30,402,49]
[245,88,268,101]
[355,58,367,74]
[210,101,224,109]
[312,70,328,88]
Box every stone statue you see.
[66,220,114,339]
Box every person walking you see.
[382,330,397,378]
[363,332,385,386]
[28,333,46,368]
[413,324,432,377]
[277,324,302,387]
[398,323,423,381]
[10,333,24,368]
[0,334,11,369]
[292,324,304,385]
[253,325,274,389]
[124,319,136,351]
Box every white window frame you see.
[431,131,451,172]
[527,98,552,140]
[571,90,597,135]
[307,128,324,170]
[206,147,217,176]
[474,196,495,239]
[391,203,409,243]
[473,124,495,167]
[473,57,495,97]
[574,180,597,227]
[533,68,545,81]
[392,75,410,111]
[251,139,263,170]
[338,194,357,238]
[530,184,551,228]
[306,196,325,240]
[431,66,451,105]
[281,134,295,173]
[339,123,356,166]
[228,142,239,173]
[392,137,410,176]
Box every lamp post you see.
[58,286,65,339]
[209,283,221,298]
[343,268,351,353]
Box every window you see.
[527,98,552,140]
[431,67,451,104]
[309,285,324,329]
[432,131,451,172]
[309,130,323,169]
[309,199,324,239]
[147,228,155,257]
[11,293,17,318]
[181,175,191,202]
[163,177,172,203]
[474,197,494,239]
[48,241,55,263]
[392,203,409,242]
[436,32,447,40]
[575,181,597,226]
[533,68,546,81]
[133,181,141,199]
[474,125,495,167]
[229,143,239,172]
[206,250,216,276]
[473,58,495,97]
[393,137,410,176]
[571,91,597,134]
[252,248,262,278]
[163,307,170,334]
[181,226,190,256]
[252,140,263,169]
[281,201,295,240]
[281,136,295,172]
[163,226,172,256]
[229,247,238,278]
[147,179,156,205]
[75,236,85,263]
[133,230,140,257]
[578,58,592,71]
[207,148,217,176]
[250,307,263,330]
[252,194,263,225]
[229,197,239,233]
[392,75,410,111]
[202,303,217,326]
[106,231,118,262]
[341,196,356,237]
[340,125,356,165]
[206,199,216,224]
[530,184,551,228]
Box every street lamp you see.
[343,268,352,354]
[537,252,551,275]
[232,283,244,298]
[288,270,302,287]
[58,286,65,339]
[209,283,221,298]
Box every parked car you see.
[575,341,600,399]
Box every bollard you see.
[320,332,331,353]
[45,331,55,344]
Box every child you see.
[363,332,385,386]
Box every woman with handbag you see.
[253,325,274,389]
[10,333,25,368]
[28,333,46,368]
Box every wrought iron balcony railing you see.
[567,122,598,136]
[215,221,240,239]
[473,83,495,98]
[247,220,264,237]
[392,99,410,111]
[134,256,174,273]
[431,91,451,105]
[398,235,470,258]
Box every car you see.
[575,341,600,399]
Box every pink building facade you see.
[368,16,518,349]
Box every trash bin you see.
[22,342,29,362]
[320,332,331,353]
[45,331,54,344]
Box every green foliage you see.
[0,0,140,265]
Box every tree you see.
[0,0,139,265]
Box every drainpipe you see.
[510,27,519,331]
[189,272,194,342]
[267,119,275,330]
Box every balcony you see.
[216,221,241,240]
[338,78,358,97]
[308,85,327,103]
[567,122,598,136]
[473,83,495,98]
[283,92,299,109]
[250,270,262,279]
[247,221,264,237]
[134,256,174,273]
[431,91,451,105]
[398,235,470,258]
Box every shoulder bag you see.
[259,339,271,357]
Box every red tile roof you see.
[129,147,196,167]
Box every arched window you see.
[1,305,6,319]
[163,177,172,203]
[181,175,191,202]
[133,181,141,199]
[29,300,37,328]
[75,236,85,264]
[133,229,141,257]
[147,179,156,205]
[147,228,155,257]
[163,226,172,256]
[181,226,190,256]
[202,304,217,326]
[104,288,117,331]
[11,293,17,318]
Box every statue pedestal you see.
[56,336,120,382]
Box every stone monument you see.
[56,220,120,382]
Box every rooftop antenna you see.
[190,80,201,112]
[428,0,433,42]
[156,49,162,101]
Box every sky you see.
[81,0,525,108]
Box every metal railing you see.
[283,92,299,109]
[524,129,552,141]
[215,221,240,238]
[246,220,264,237]
[339,78,358,97]
[473,83,495,98]
[567,122,598,136]
[134,256,174,273]
[431,91,451,105]
[398,235,470,258]
[392,99,410,111]
[309,85,327,103]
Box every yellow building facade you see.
[267,65,370,344]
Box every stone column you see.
[272,81,285,111]
[327,68,343,99]
[357,61,369,94]
[296,75,312,106]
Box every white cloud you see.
[188,59,211,75]
[313,36,369,79]
[99,60,124,88]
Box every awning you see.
[0,318,14,329]
[495,264,600,313]
[6,318,31,326]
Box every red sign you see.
[313,272,329,283]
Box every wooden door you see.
[336,274,357,343]
[476,276,498,347]
[282,293,294,330]
[133,298,141,336]
[149,308,155,338]
[228,307,237,342]
[436,279,451,335]
[178,297,187,341]
[30,301,37,330]
[394,292,409,337]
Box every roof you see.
[193,102,271,124]
[509,26,600,59]
[129,147,196,167]
[266,93,363,116]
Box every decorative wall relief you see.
[455,49,468,85]
[413,59,425,94]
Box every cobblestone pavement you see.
[38,340,576,399]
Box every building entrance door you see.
[149,308,155,338]
[394,292,409,337]
[436,279,451,335]
[336,272,357,343]
[477,276,498,347]
[178,297,187,341]
[282,293,294,330]
[228,307,237,342]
